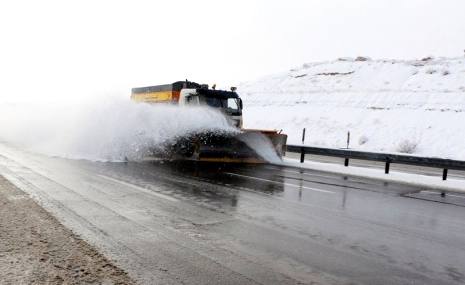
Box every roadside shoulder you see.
[0,175,135,285]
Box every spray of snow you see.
[237,132,281,163]
[0,98,239,162]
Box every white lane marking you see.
[225,172,335,194]
[97,174,179,202]
[277,168,341,180]
[421,190,465,199]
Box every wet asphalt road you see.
[1,144,465,285]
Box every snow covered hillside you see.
[239,57,465,159]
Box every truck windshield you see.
[205,97,240,111]
[205,97,223,108]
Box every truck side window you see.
[187,95,199,105]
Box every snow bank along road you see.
[1,143,465,285]
[285,152,465,181]
[240,57,465,160]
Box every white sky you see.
[1,0,464,103]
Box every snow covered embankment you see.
[239,57,465,160]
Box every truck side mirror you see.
[239,99,243,109]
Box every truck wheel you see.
[175,140,195,157]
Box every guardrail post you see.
[385,159,391,174]
[344,158,349,167]
[442,169,448,181]
[346,131,350,149]
[300,128,306,163]
[441,167,448,197]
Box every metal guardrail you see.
[286,144,465,183]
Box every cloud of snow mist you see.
[0,98,238,161]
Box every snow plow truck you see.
[131,80,287,163]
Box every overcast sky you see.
[1,0,464,103]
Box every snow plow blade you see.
[165,129,287,163]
